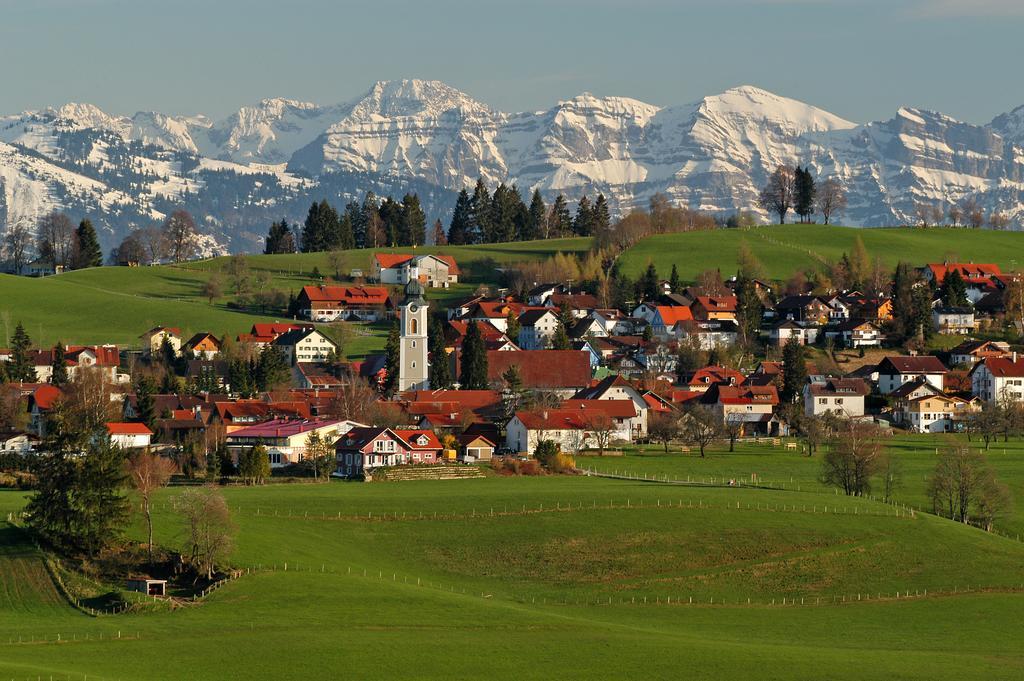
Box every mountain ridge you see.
[1,79,1022,254]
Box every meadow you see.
[0,237,590,349]
[0,466,1023,680]
[616,224,1024,280]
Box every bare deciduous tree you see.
[960,198,984,229]
[126,451,177,564]
[648,411,681,453]
[988,212,1010,230]
[582,411,616,456]
[174,486,235,580]
[816,178,847,225]
[757,166,796,224]
[163,209,199,263]
[820,419,888,496]
[927,444,1011,531]
[36,212,76,268]
[681,406,723,457]
[138,225,169,264]
[2,220,35,273]
[947,204,962,227]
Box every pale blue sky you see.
[1,0,1021,123]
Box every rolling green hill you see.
[617,224,1024,281]
[0,238,591,349]
[1,474,1023,680]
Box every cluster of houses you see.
[2,254,1023,476]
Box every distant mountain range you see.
[2,79,1023,254]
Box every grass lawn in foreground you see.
[1,473,1023,680]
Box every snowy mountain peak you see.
[49,102,123,131]
[699,86,856,132]
[355,79,494,118]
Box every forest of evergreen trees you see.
[264,178,611,254]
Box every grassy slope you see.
[0,475,1023,680]
[579,435,1024,537]
[0,238,591,349]
[617,225,1024,280]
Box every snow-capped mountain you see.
[1,79,1023,254]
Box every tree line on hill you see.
[262,180,615,255]
[1,213,104,273]
[757,165,848,225]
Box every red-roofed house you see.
[29,385,62,436]
[296,285,393,322]
[335,426,443,477]
[680,365,746,392]
[877,356,948,394]
[650,306,694,338]
[700,384,783,435]
[373,253,459,287]
[922,263,1003,303]
[690,295,738,321]
[32,345,123,384]
[105,422,153,449]
[970,355,1024,402]
[237,322,314,347]
[226,418,364,467]
[505,400,638,454]
[484,350,592,396]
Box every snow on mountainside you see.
[1,79,1023,254]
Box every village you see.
[2,251,1022,480]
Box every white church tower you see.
[398,280,429,392]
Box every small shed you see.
[126,577,167,597]
[459,434,495,462]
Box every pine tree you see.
[523,189,546,241]
[781,335,807,404]
[432,219,447,246]
[891,261,916,343]
[912,284,935,342]
[74,219,103,269]
[301,202,323,252]
[641,263,659,301]
[338,211,356,250]
[265,219,292,254]
[359,192,380,248]
[793,166,816,222]
[573,195,594,236]
[255,345,290,391]
[551,320,571,350]
[490,184,525,243]
[134,376,158,429]
[668,264,681,293]
[50,343,68,386]
[459,320,489,389]
[448,189,473,245]
[8,322,34,382]
[400,193,426,246]
[469,178,492,244]
[428,317,452,389]
[592,194,611,239]
[848,236,870,291]
[940,269,969,307]
[551,194,572,236]
[345,201,364,249]
[379,196,403,247]
[383,323,401,396]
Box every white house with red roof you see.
[106,422,153,449]
[296,285,393,322]
[922,263,1003,303]
[970,354,1024,403]
[373,253,459,287]
[335,427,443,477]
[32,345,124,384]
[876,355,948,394]
[225,417,364,467]
[505,400,638,454]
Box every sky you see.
[1,0,1022,124]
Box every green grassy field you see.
[0,238,590,349]
[617,224,1024,280]
[1,467,1023,680]
[579,434,1024,537]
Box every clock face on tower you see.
[408,304,419,313]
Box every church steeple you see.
[398,280,429,392]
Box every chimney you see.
[542,410,548,420]
[1014,352,1018,363]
